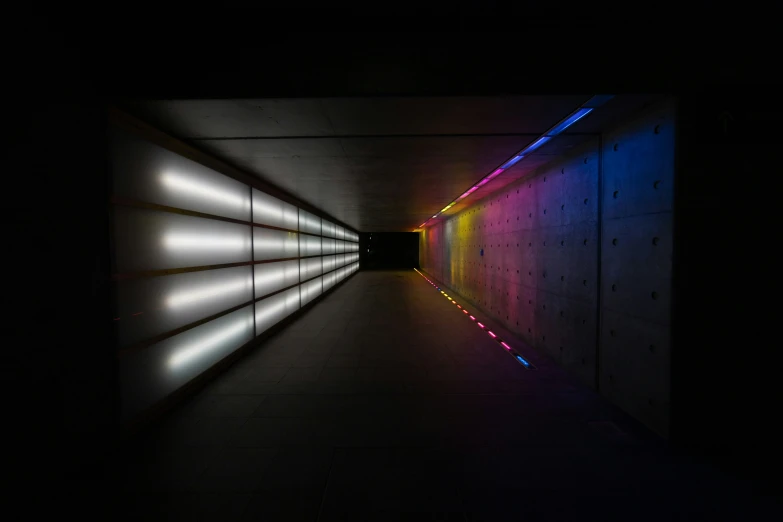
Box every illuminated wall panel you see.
[252,188,299,230]
[255,260,300,298]
[120,305,255,421]
[255,287,300,336]
[300,257,324,281]
[253,228,299,261]
[299,234,322,257]
[111,124,360,424]
[322,238,336,254]
[111,127,251,222]
[322,220,336,238]
[322,255,337,273]
[299,209,322,235]
[113,207,253,273]
[300,277,323,306]
[115,265,254,348]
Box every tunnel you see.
[9,42,782,521]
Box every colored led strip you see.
[414,97,612,231]
[413,268,535,369]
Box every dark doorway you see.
[360,233,420,270]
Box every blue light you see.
[515,355,530,367]
[523,135,552,154]
[545,108,593,136]
[500,155,524,169]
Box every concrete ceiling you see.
[123,95,631,232]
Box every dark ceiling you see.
[121,94,658,232]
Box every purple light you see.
[488,168,504,178]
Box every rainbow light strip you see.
[413,268,535,369]
[414,98,612,231]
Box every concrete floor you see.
[112,270,776,521]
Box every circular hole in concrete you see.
[583,280,587,286]
[610,329,616,337]
[613,143,619,151]
[613,190,619,199]
[584,198,589,204]
[651,291,659,300]
[561,204,565,211]
[583,239,588,246]
[654,125,661,134]
[652,237,660,246]
[654,180,662,189]
[583,158,588,164]
[544,209,547,214]
[560,275,565,281]
[649,344,655,353]
[612,238,618,246]
[611,284,617,292]
[560,240,565,246]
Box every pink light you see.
[488,331,497,338]
[477,179,490,186]
[456,305,462,308]
[470,316,476,321]
[488,168,504,178]
[477,322,485,328]
[501,341,511,350]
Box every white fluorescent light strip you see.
[165,278,251,308]
[255,238,295,250]
[255,298,289,325]
[167,317,251,370]
[162,233,248,251]
[255,268,289,288]
[161,173,246,208]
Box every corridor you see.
[114,271,768,521]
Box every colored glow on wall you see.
[414,102,602,231]
[413,268,536,370]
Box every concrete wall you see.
[420,99,675,438]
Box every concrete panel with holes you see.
[420,137,602,391]
[599,99,675,437]
[420,99,676,439]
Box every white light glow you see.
[167,317,252,370]
[255,299,288,324]
[161,172,247,209]
[165,277,252,308]
[255,269,285,287]
[162,233,249,251]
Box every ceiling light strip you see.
[415,96,612,230]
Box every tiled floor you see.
[109,270,777,521]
